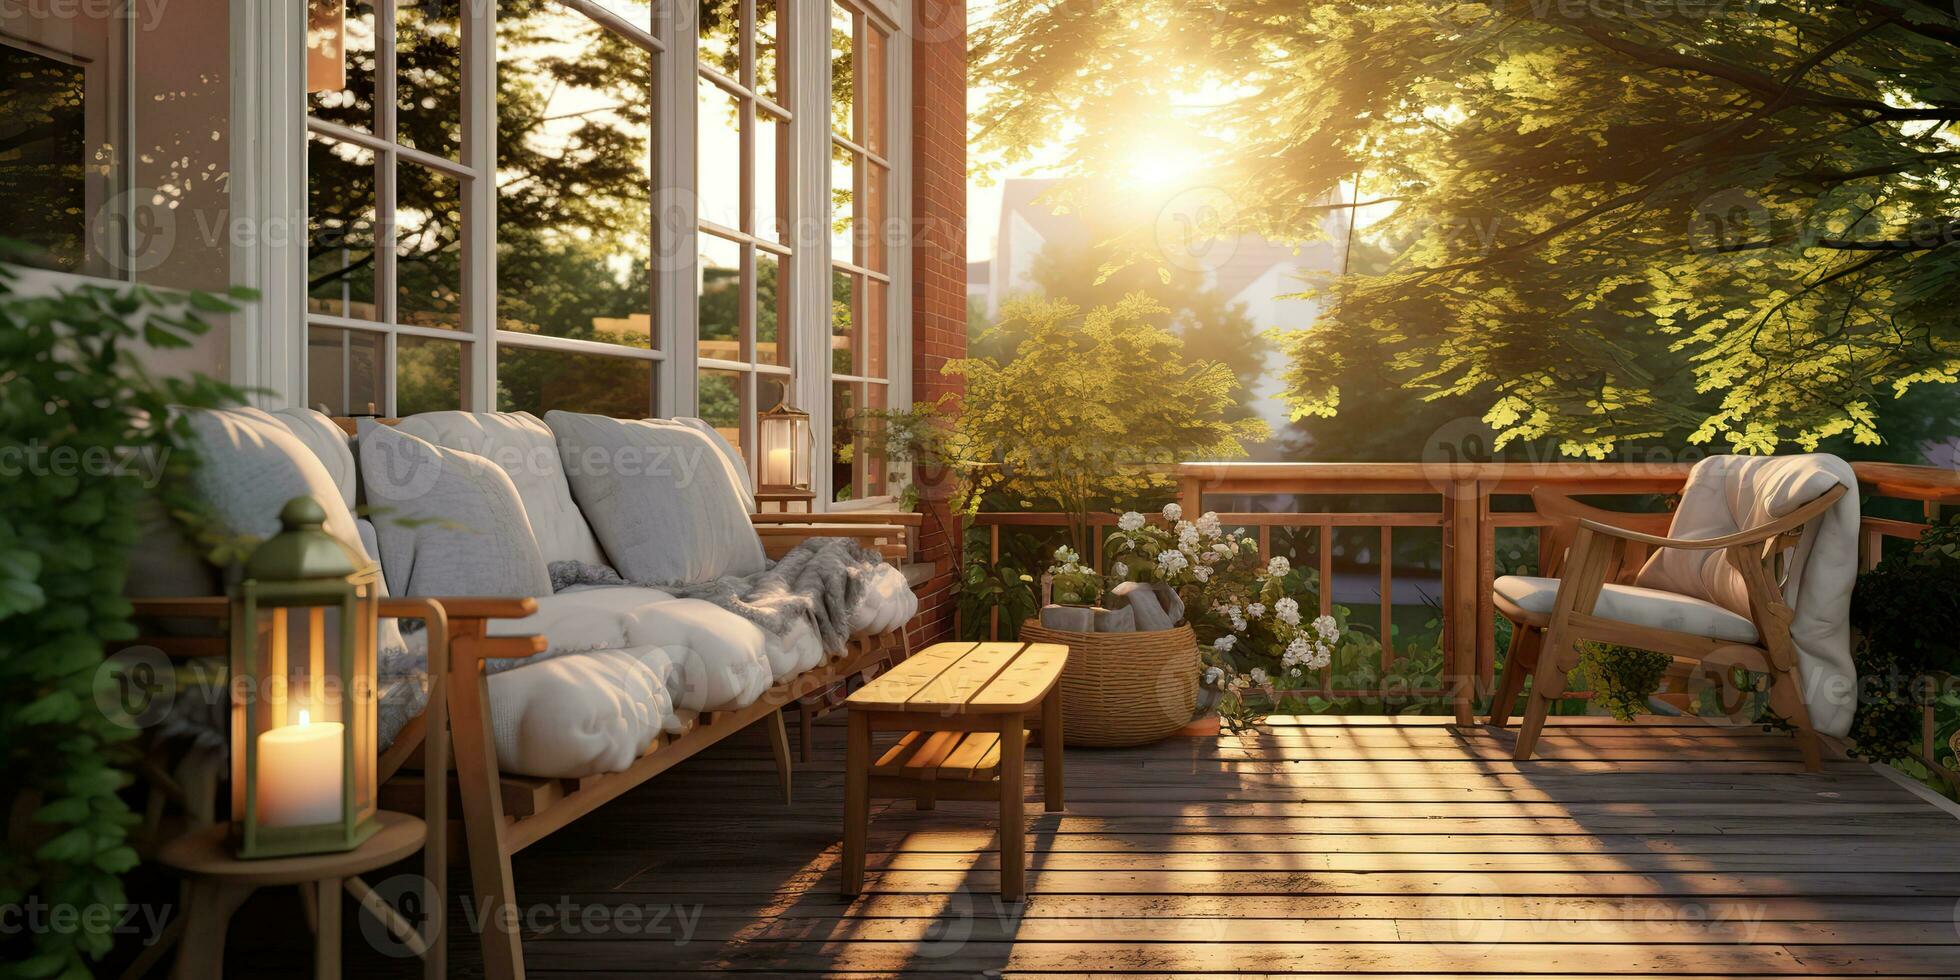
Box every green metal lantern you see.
[229,497,381,859]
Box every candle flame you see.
[299,709,311,727]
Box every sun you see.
[1118,136,1206,190]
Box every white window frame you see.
[223,0,912,508]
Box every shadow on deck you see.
[232,715,1960,977]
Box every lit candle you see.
[256,710,344,827]
[766,447,793,486]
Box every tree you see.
[973,0,1960,457]
[948,295,1269,553]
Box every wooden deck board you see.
[226,715,1960,977]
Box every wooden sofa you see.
[123,418,925,980]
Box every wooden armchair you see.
[1489,484,1849,770]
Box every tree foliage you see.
[948,295,1269,552]
[973,0,1960,457]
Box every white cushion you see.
[481,646,677,778]
[1494,575,1759,644]
[394,411,608,566]
[357,421,554,598]
[672,417,755,512]
[270,408,357,511]
[545,411,766,585]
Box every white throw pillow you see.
[545,411,766,586]
[394,411,609,566]
[672,417,756,511]
[270,408,357,511]
[357,420,554,598]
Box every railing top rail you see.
[1175,460,1960,501]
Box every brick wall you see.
[905,0,967,647]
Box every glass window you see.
[397,335,470,416]
[696,0,797,474]
[498,345,655,418]
[828,2,894,502]
[306,327,386,416]
[396,0,462,158]
[307,135,380,320]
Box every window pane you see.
[863,277,887,379]
[758,372,789,413]
[863,161,888,272]
[0,42,91,271]
[396,335,469,415]
[308,134,380,321]
[697,75,742,232]
[830,147,856,258]
[756,109,787,243]
[397,0,462,158]
[497,10,653,348]
[698,368,749,458]
[497,345,654,418]
[698,233,744,362]
[757,250,787,366]
[756,0,783,104]
[830,3,854,139]
[861,382,889,498]
[135,0,235,292]
[831,268,856,375]
[830,379,855,502]
[397,163,464,329]
[698,0,739,78]
[863,22,887,156]
[307,0,377,133]
[306,327,386,416]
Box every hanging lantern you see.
[229,497,380,859]
[757,402,812,493]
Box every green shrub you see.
[0,250,245,977]
[1848,516,1960,765]
[1578,643,1672,723]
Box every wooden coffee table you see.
[841,641,1069,901]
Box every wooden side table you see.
[159,811,436,979]
[841,640,1068,901]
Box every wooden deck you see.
[236,715,1960,977]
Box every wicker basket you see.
[1019,620,1200,748]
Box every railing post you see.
[1444,477,1482,727]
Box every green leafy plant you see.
[1578,643,1673,723]
[1847,516,1960,766]
[0,248,246,977]
[1043,546,1103,606]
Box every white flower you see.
[1247,602,1266,620]
[1197,512,1222,537]
[1313,615,1340,644]
[1267,556,1291,578]
[1289,667,1303,677]
[1248,667,1270,688]
[1275,597,1301,626]
[1283,636,1314,666]
[1178,525,1201,550]
[1193,565,1213,583]
[1118,511,1146,532]
[1212,542,1235,558]
[1055,545,1080,565]
[1111,561,1129,580]
[1212,635,1237,652]
[1162,502,1183,522]
[1202,666,1225,686]
[1157,550,1189,575]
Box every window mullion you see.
[659,0,701,418]
[462,0,497,411]
[790,0,833,507]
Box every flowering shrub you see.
[1042,545,1103,605]
[1104,504,1344,726]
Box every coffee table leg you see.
[314,877,342,979]
[842,710,871,897]
[1042,687,1064,813]
[999,712,1026,902]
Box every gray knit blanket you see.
[550,537,888,652]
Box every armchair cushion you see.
[393,410,609,566]
[672,417,756,511]
[1495,575,1759,644]
[1633,453,1860,736]
[545,411,766,585]
[357,420,554,599]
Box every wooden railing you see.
[971,460,1959,732]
